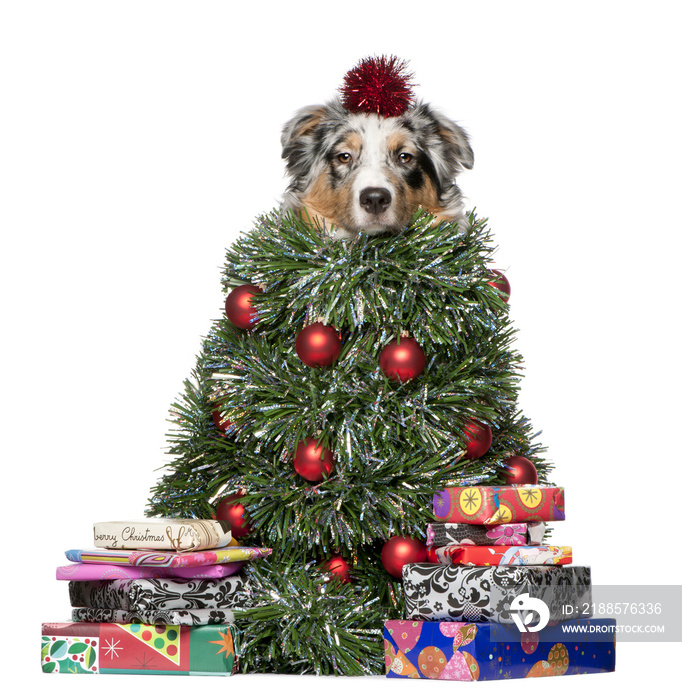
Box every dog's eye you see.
[337,153,352,164]
[399,152,413,164]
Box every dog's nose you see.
[359,187,392,215]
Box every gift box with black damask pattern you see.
[402,563,591,624]
[70,607,236,626]
[384,618,616,681]
[68,575,249,614]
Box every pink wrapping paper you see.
[56,561,245,581]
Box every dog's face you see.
[281,100,474,237]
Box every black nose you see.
[359,187,392,214]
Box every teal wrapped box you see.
[41,621,238,675]
[384,618,615,681]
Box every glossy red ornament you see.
[212,409,232,434]
[340,55,416,118]
[463,419,493,459]
[225,284,261,329]
[501,456,538,485]
[379,336,426,382]
[215,492,252,538]
[296,323,342,367]
[293,438,334,482]
[322,555,351,584]
[381,536,428,578]
[488,270,511,303]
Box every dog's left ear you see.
[405,102,474,180]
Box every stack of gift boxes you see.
[385,484,616,681]
[41,518,272,676]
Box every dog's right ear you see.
[281,105,328,175]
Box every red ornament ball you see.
[379,336,426,382]
[215,492,252,538]
[488,270,511,303]
[501,456,538,485]
[293,438,334,482]
[225,284,262,329]
[463,419,493,459]
[212,409,232,434]
[296,322,342,367]
[340,55,416,118]
[381,536,428,578]
[322,555,351,584]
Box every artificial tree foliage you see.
[147,209,550,674]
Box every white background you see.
[1,1,680,697]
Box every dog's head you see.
[280,99,474,238]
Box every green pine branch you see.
[146,210,553,674]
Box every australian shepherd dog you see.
[280,99,474,239]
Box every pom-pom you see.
[340,55,416,118]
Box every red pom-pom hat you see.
[340,55,416,118]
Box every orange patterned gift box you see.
[433,485,565,525]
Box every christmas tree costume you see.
[147,58,551,675]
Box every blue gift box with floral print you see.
[385,618,615,681]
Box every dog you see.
[280,99,474,240]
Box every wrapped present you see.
[57,561,244,581]
[433,485,565,525]
[427,545,572,566]
[93,519,232,551]
[426,522,546,547]
[384,618,615,680]
[68,575,248,613]
[402,563,591,623]
[65,544,271,568]
[41,621,238,675]
[71,607,234,626]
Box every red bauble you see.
[296,323,342,367]
[381,536,428,578]
[293,438,334,482]
[488,270,511,303]
[225,284,262,329]
[212,409,232,434]
[340,55,416,118]
[501,456,538,485]
[322,555,351,584]
[379,337,426,382]
[215,492,252,538]
[463,419,493,459]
